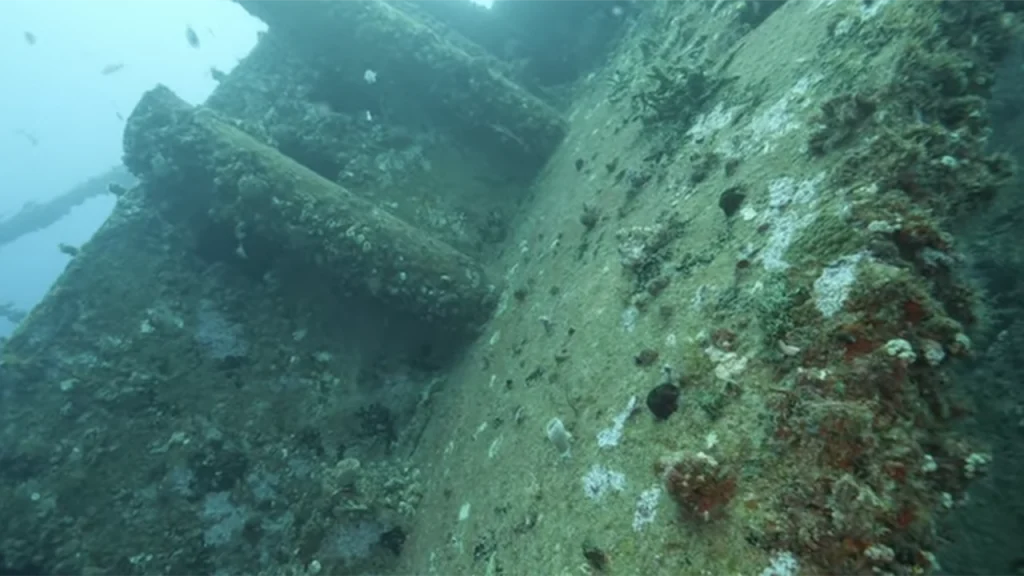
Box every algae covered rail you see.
[123,85,498,333]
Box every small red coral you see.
[661,452,736,522]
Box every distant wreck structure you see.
[0,164,135,250]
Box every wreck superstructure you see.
[1,2,1020,575]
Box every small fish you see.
[108,99,124,120]
[24,31,36,45]
[210,67,227,82]
[186,26,200,48]
[14,129,38,146]
[101,63,124,75]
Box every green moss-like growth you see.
[631,62,719,128]
[836,121,1014,221]
[754,272,798,346]
[680,339,715,385]
[832,4,1017,221]
[807,92,878,156]
[789,210,866,269]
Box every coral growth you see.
[658,451,736,523]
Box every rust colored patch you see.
[903,298,928,324]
